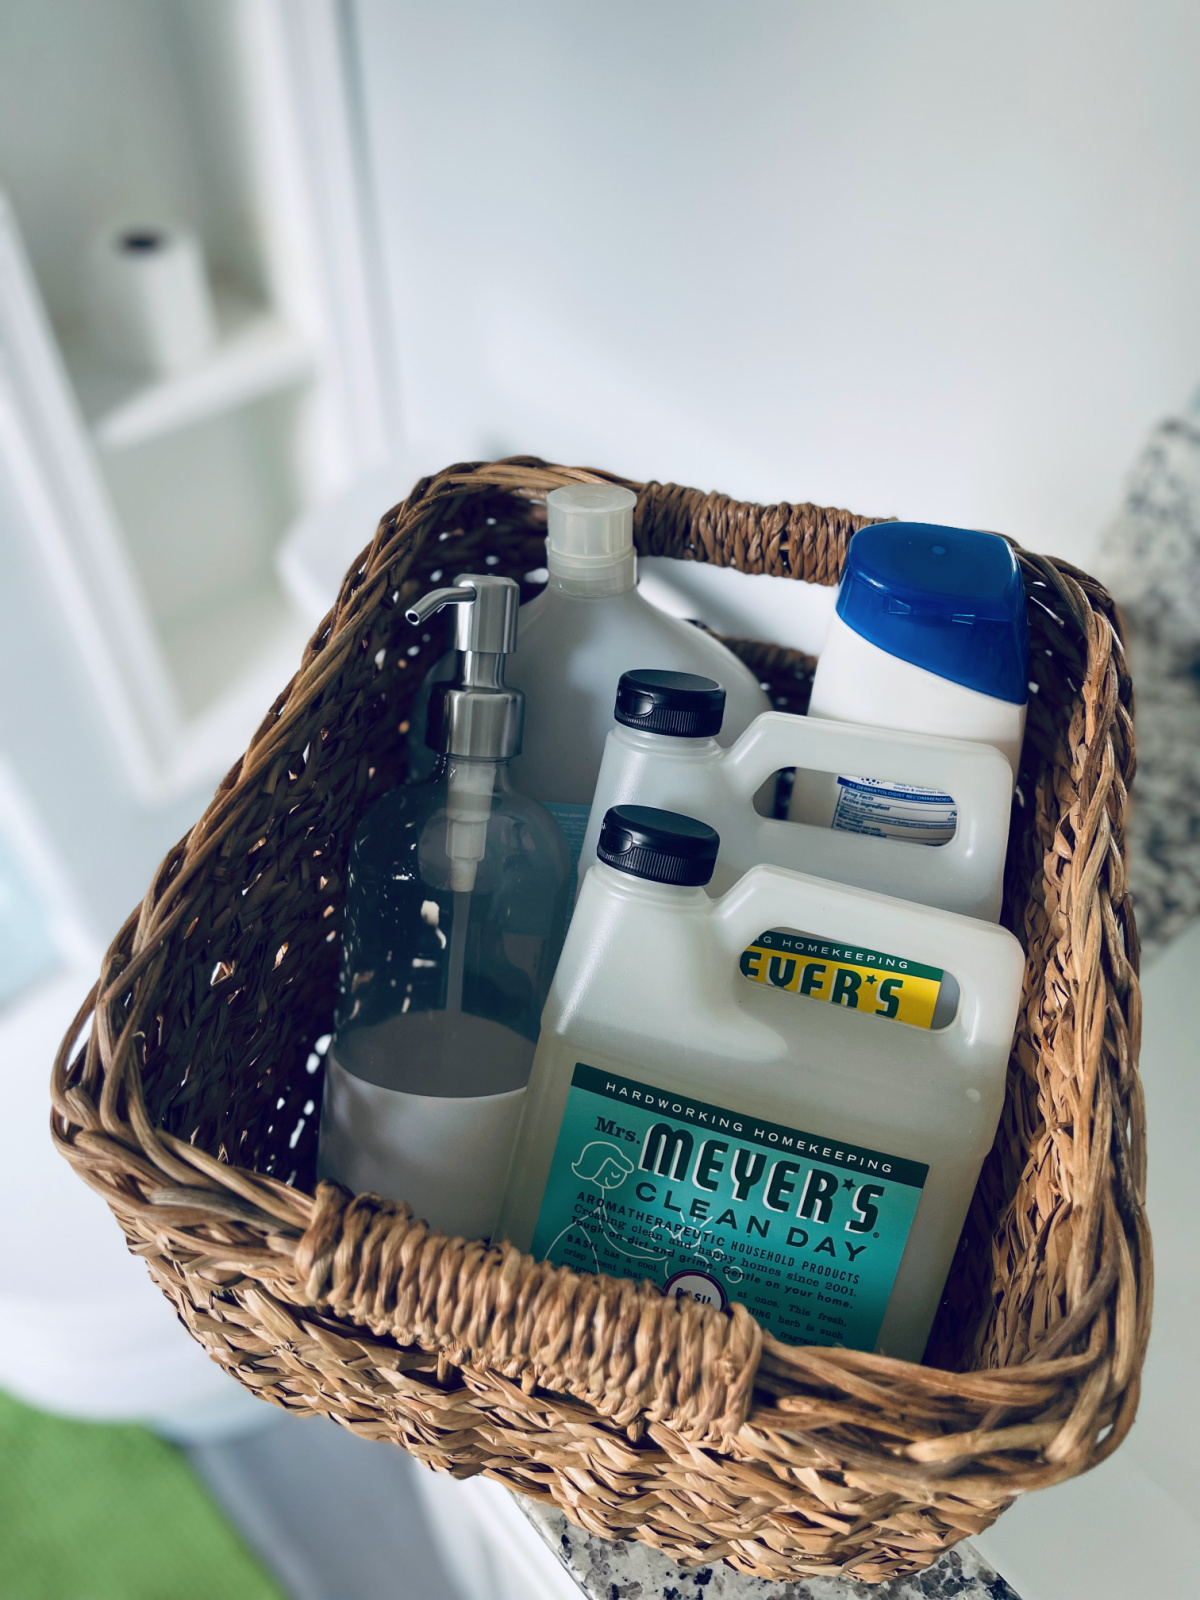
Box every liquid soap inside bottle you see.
[331,759,568,1098]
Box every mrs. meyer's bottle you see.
[578,669,1014,919]
[319,576,571,1241]
[496,806,1024,1361]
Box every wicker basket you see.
[52,460,1149,1585]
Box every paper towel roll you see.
[87,224,216,377]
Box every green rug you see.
[0,1390,283,1600]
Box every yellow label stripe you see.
[739,943,942,1029]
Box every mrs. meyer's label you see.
[741,930,945,1030]
[530,1064,927,1351]
[831,775,957,845]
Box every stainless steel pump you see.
[406,574,524,761]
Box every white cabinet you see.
[0,0,391,801]
[0,0,393,1432]
[411,1470,581,1600]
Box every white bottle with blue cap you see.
[789,524,1029,843]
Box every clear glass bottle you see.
[318,575,571,1241]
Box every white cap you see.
[545,483,637,593]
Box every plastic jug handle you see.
[723,712,1001,807]
[711,863,1026,1056]
[723,714,1013,921]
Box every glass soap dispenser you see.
[318,573,571,1240]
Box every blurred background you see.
[0,3,1196,1598]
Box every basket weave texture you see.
[53,460,1149,1585]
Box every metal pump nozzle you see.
[406,575,519,655]
[408,575,524,760]
[407,575,524,892]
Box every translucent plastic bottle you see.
[319,575,571,1241]
[790,523,1029,842]
[497,805,1025,1362]
[580,670,1014,919]
[502,483,770,854]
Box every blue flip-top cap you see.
[837,523,1030,704]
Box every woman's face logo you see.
[571,1142,635,1191]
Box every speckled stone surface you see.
[1120,627,1200,954]
[1098,405,1200,954]
[514,1496,1021,1600]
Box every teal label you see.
[530,1063,927,1351]
[542,802,591,870]
[543,801,592,918]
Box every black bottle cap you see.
[597,805,720,887]
[614,669,726,738]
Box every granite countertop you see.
[514,1495,1021,1600]
[1097,405,1200,954]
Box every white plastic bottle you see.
[503,483,770,853]
[790,523,1029,842]
[580,670,1013,919]
[497,806,1025,1363]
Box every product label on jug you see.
[530,1063,927,1351]
[542,802,592,915]
[740,929,945,1029]
[831,775,958,845]
[542,802,591,870]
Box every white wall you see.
[353,0,1200,569]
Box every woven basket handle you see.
[290,1183,762,1440]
